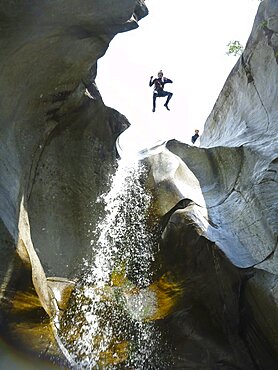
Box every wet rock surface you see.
[0,0,147,367]
[0,0,146,276]
[159,216,256,370]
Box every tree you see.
[226,40,244,56]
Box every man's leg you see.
[152,93,157,112]
[164,92,173,110]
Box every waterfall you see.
[58,158,167,369]
[90,158,155,288]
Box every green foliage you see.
[260,20,267,28]
[226,40,244,57]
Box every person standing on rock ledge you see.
[149,70,173,112]
[191,129,200,144]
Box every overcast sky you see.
[96,0,260,149]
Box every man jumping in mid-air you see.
[149,70,173,112]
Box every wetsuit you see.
[191,133,199,144]
[149,77,173,112]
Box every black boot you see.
[152,95,157,112]
[164,92,172,111]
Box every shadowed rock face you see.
[0,0,147,274]
[0,0,147,365]
[0,0,147,273]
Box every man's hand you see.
[150,76,153,79]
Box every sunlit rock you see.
[197,0,278,275]
[144,0,278,367]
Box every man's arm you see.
[149,76,155,87]
[164,78,173,84]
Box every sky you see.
[96,0,260,150]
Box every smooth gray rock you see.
[144,1,278,367]
[0,0,147,364]
[165,141,277,272]
[146,0,278,275]
[0,0,147,276]
[198,0,278,274]
[1,0,277,368]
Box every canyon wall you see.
[0,0,277,369]
[145,1,278,367]
[0,0,147,277]
[0,0,147,365]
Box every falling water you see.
[58,158,168,369]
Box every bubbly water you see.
[90,158,155,288]
[59,158,166,369]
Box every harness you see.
[154,78,165,93]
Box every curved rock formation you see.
[0,0,147,273]
[0,0,147,365]
[0,0,277,369]
[145,1,278,368]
